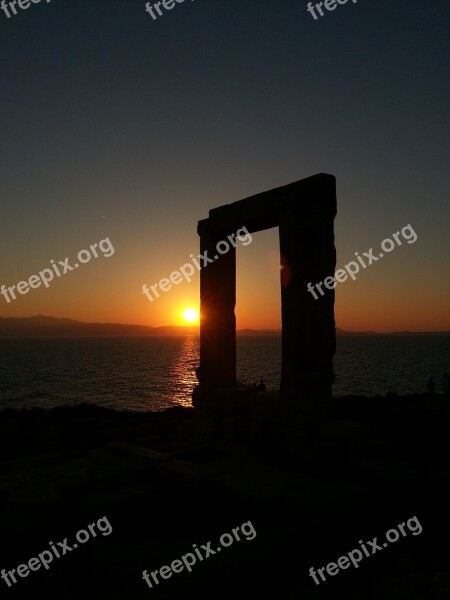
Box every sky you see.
[0,0,449,332]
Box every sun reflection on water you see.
[169,336,199,407]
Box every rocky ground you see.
[0,395,449,599]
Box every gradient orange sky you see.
[0,2,449,333]
[0,222,448,332]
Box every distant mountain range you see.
[0,316,198,337]
[0,316,448,337]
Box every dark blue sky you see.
[0,0,449,330]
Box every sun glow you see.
[182,307,199,324]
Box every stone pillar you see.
[279,175,336,414]
[195,220,236,389]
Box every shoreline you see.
[0,391,447,417]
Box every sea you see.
[0,335,449,412]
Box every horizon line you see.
[0,315,449,335]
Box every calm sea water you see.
[0,336,449,412]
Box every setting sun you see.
[182,307,199,324]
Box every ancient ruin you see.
[193,173,337,439]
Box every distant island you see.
[0,316,448,337]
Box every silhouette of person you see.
[257,379,266,392]
[427,377,435,395]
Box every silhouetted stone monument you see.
[193,174,337,440]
